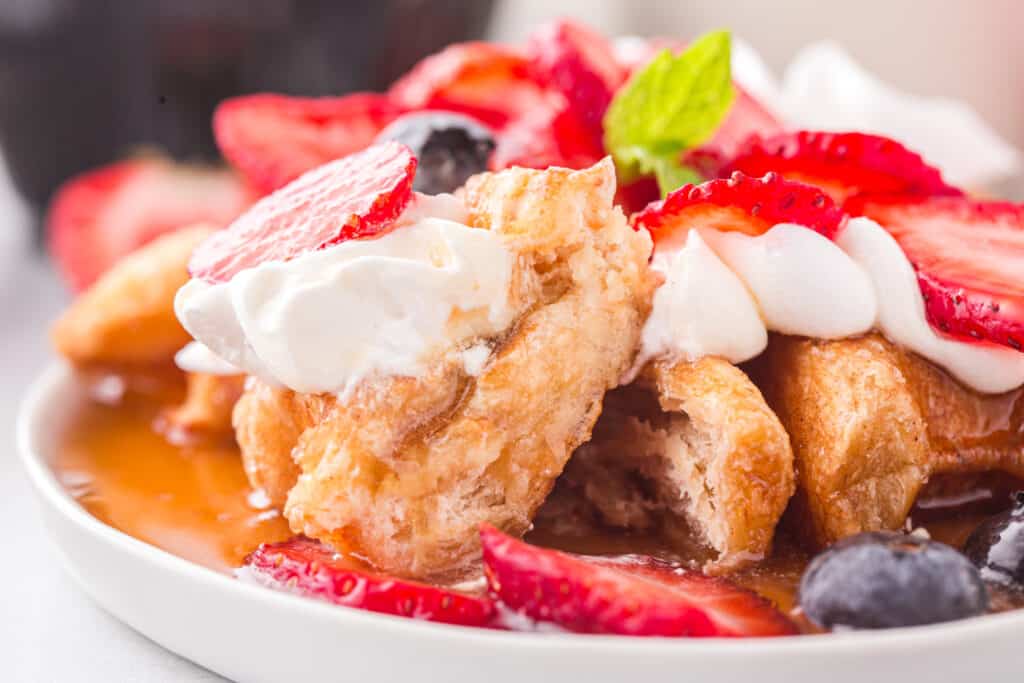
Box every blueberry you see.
[964,492,1024,589]
[375,111,495,195]
[799,531,989,630]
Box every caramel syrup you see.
[51,374,1024,615]
[54,375,292,572]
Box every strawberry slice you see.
[615,176,661,216]
[213,93,401,194]
[243,537,497,627]
[526,19,626,154]
[490,104,603,171]
[46,157,254,291]
[480,525,795,637]
[189,142,416,283]
[721,131,961,204]
[389,42,550,130]
[632,171,845,244]
[846,194,1024,351]
[686,86,786,174]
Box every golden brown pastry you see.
[232,160,656,580]
[546,356,794,572]
[163,372,246,441]
[52,224,214,368]
[749,333,1024,547]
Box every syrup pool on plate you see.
[50,372,1024,616]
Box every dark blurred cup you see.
[0,0,494,223]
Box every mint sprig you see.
[603,31,735,196]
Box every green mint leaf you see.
[627,146,703,196]
[603,30,735,195]
[652,157,703,195]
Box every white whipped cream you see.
[640,219,1024,394]
[174,194,517,396]
[731,39,1020,189]
[639,230,767,365]
[639,225,874,367]
[838,217,1024,393]
[175,340,243,375]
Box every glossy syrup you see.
[51,376,1024,616]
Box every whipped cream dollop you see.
[640,219,1024,394]
[731,39,1020,189]
[174,194,517,396]
[639,224,875,367]
[838,218,1024,393]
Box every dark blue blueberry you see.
[964,492,1024,589]
[375,111,495,195]
[799,531,988,630]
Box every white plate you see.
[17,363,1024,683]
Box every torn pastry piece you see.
[49,222,247,441]
[52,224,215,368]
[547,357,794,572]
[750,333,1024,548]
[548,172,889,570]
[175,143,655,580]
[162,372,246,442]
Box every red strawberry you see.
[633,171,845,245]
[615,176,661,216]
[490,104,603,171]
[721,131,961,204]
[46,157,254,291]
[845,194,1024,351]
[190,141,416,283]
[687,86,785,171]
[526,19,625,153]
[213,93,401,194]
[243,537,496,627]
[388,42,550,130]
[480,525,795,637]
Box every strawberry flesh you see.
[689,85,785,168]
[490,104,603,171]
[722,131,961,204]
[243,537,497,627]
[526,19,625,155]
[633,171,845,244]
[214,93,401,194]
[46,158,254,291]
[189,141,416,283]
[481,525,796,637]
[846,194,1024,351]
[388,42,550,131]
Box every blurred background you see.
[1,0,1021,225]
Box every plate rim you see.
[17,360,1024,658]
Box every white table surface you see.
[0,175,224,680]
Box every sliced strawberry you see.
[846,194,1024,351]
[189,141,416,283]
[480,525,795,637]
[688,86,785,171]
[721,131,961,204]
[243,537,496,627]
[490,104,603,171]
[526,19,625,154]
[46,157,254,291]
[213,93,401,194]
[388,42,549,130]
[633,171,845,245]
[615,176,661,216]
